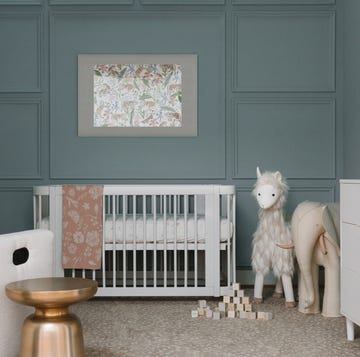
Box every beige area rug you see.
[71,288,360,357]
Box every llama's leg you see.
[253,273,264,304]
[282,274,296,307]
[309,262,320,313]
[299,263,320,314]
[273,277,283,298]
[321,245,341,317]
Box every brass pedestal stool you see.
[6,277,97,357]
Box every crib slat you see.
[38,195,42,229]
[143,195,147,287]
[102,195,106,287]
[232,193,236,284]
[123,196,127,287]
[153,195,157,288]
[133,195,137,287]
[184,194,188,287]
[194,195,198,288]
[112,195,116,288]
[227,194,231,288]
[174,195,177,288]
[33,195,37,228]
[163,195,167,288]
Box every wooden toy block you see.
[206,309,213,318]
[227,310,236,319]
[244,304,252,312]
[228,290,235,297]
[227,303,235,311]
[257,311,273,320]
[191,310,199,318]
[236,304,244,312]
[237,290,245,298]
[239,311,248,319]
[218,302,226,312]
[223,296,231,304]
[233,283,240,290]
[242,296,250,304]
[233,297,241,305]
[198,300,207,308]
[213,310,220,320]
[247,312,257,320]
[197,307,205,316]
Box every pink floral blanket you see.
[62,185,103,269]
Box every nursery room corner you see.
[1,0,360,356]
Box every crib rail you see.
[33,185,236,297]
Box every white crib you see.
[33,185,236,297]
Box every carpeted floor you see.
[71,288,360,357]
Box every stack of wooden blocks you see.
[191,283,273,320]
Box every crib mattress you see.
[39,215,233,243]
[104,215,233,244]
[39,215,233,244]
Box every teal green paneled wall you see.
[343,0,360,178]
[0,0,341,270]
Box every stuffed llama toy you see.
[251,167,296,307]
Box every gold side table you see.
[5,277,98,357]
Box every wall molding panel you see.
[0,99,42,179]
[232,97,336,179]
[0,0,42,4]
[140,0,225,4]
[232,10,335,92]
[232,0,335,4]
[49,11,226,180]
[0,187,34,234]
[0,12,42,93]
[49,0,133,5]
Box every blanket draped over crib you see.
[62,185,103,269]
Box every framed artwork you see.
[78,54,197,136]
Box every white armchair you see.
[0,229,54,357]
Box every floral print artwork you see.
[93,64,182,128]
[62,185,103,269]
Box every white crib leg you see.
[346,318,355,341]
[282,274,296,307]
[254,273,264,303]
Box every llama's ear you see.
[274,171,282,181]
[256,167,261,178]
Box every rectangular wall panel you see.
[0,0,41,4]
[50,12,225,179]
[49,0,133,4]
[232,98,336,179]
[0,188,33,234]
[0,100,41,179]
[236,185,334,268]
[232,11,335,92]
[232,0,334,4]
[141,0,224,4]
[0,13,41,92]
